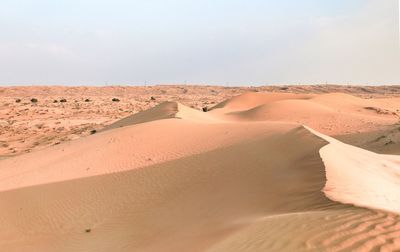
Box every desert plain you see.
[1,85,400,251]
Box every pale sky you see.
[0,0,399,85]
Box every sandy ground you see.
[1,85,400,251]
[1,85,400,157]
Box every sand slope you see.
[0,125,335,252]
[1,92,400,251]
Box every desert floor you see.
[1,85,400,251]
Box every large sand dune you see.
[1,91,400,251]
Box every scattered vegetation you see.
[385,140,395,146]
[372,135,386,143]
[364,107,396,115]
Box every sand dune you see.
[1,91,400,251]
[211,92,399,134]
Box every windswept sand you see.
[1,87,400,251]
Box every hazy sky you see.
[0,0,399,85]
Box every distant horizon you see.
[0,0,399,85]
[1,82,399,88]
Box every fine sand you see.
[1,87,400,251]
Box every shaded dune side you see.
[0,127,336,252]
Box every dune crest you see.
[306,126,400,213]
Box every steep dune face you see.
[1,92,400,251]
